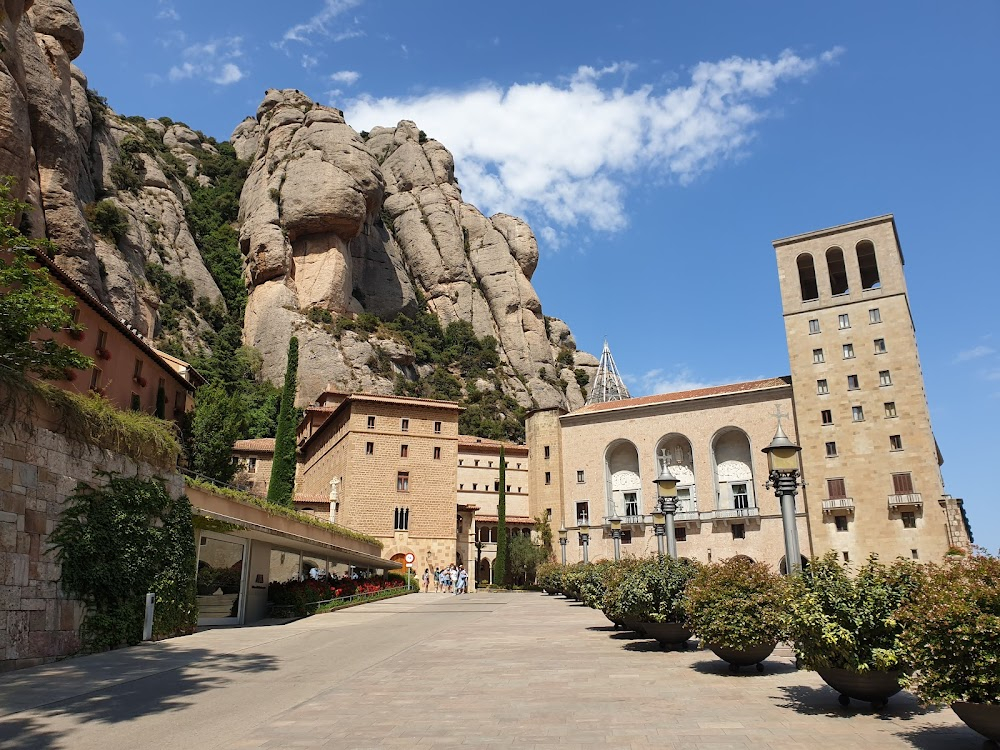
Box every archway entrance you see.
[390,553,409,580]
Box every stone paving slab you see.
[0,592,987,749]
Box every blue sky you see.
[75,1,999,552]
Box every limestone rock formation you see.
[236,90,594,410]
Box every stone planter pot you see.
[816,667,904,709]
[951,702,1000,743]
[622,616,647,636]
[707,642,777,672]
[641,621,692,650]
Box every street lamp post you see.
[558,523,568,565]
[609,512,622,561]
[654,466,680,560]
[762,417,804,575]
[579,523,590,564]
[475,540,484,584]
[651,506,666,557]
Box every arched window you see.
[796,253,819,301]
[826,247,849,295]
[856,240,881,290]
[605,440,641,520]
[711,428,756,511]
[655,434,696,514]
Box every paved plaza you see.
[0,592,986,749]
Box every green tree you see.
[267,336,299,506]
[508,534,548,586]
[0,177,92,379]
[494,445,508,587]
[190,383,246,482]
[534,513,554,560]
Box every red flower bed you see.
[268,576,404,615]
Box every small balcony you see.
[822,497,855,514]
[888,493,922,509]
[703,506,760,522]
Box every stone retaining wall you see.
[0,422,182,672]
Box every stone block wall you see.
[0,423,182,672]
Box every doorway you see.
[197,531,248,626]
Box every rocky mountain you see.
[1,1,597,423]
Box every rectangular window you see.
[732,483,749,509]
[808,319,820,334]
[400,418,409,432]
[133,358,143,380]
[396,471,409,492]
[71,307,81,325]
[843,343,855,359]
[97,329,108,351]
[731,523,745,540]
[366,441,374,455]
[821,409,833,425]
[879,370,892,386]
[825,441,837,457]
[393,507,410,531]
[544,446,551,459]
[90,367,102,391]
[892,472,914,494]
[575,501,589,525]
[621,530,633,544]
[852,405,865,422]
[434,421,442,434]
[835,515,849,532]
[433,446,441,460]
[817,379,829,395]
[827,478,847,499]
[869,308,881,324]
[494,481,500,492]
[130,392,141,411]
[576,470,585,483]
[890,434,903,451]
[624,492,639,517]
[675,527,687,542]
[400,444,408,458]
[544,471,551,485]
[175,390,185,414]
[885,401,897,418]
[474,459,479,466]
[911,549,919,560]
[813,348,825,364]
[874,338,886,354]
[902,511,916,529]
[847,374,859,390]
[843,551,850,563]
[838,313,850,329]
[367,416,375,429]
[472,483,477,491]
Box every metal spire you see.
[585,339,631,405]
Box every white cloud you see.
[346,49,841,232]
[280,0,364,46]
[156,1,179,21]
[330,70,361,86]
[167,37,246,86]
[301,54,319,70]
[629,367,716,396]
[954,345,995,363]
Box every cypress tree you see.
[494,444,508,587]
[266,336,299,507]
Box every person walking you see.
[449,565,459,594]
[438,567,449,593]
[457,565,468,595]
[433,567,442,593]
[421,567,430,593]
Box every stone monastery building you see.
[235,215,972,584]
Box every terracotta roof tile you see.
[574,376,792,414]
[233,438,276,453]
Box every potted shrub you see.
[605,556,699,649]
[683,556,790,672]
[787,552,924,709]
[579,560,614,610]
[897,552,1000,742]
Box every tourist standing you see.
[457,566,468,595]
[421,568,430,593]
[433,567,442,593]
[439,567,449,593]
[449,565,459,593]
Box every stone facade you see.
[232,438,276,498]
[774,215,970,561]
[296,392,461,577]
[0,421,183,672]
[549,380,810,568]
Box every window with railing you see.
[624,492,639,517]
[732,483,749,509]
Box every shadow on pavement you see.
[689,657,798,677]
[585,625,618,633]
[621,639,664,653]
[894,722,990,750]
[772,684,938,721]
[0,647,279,750]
